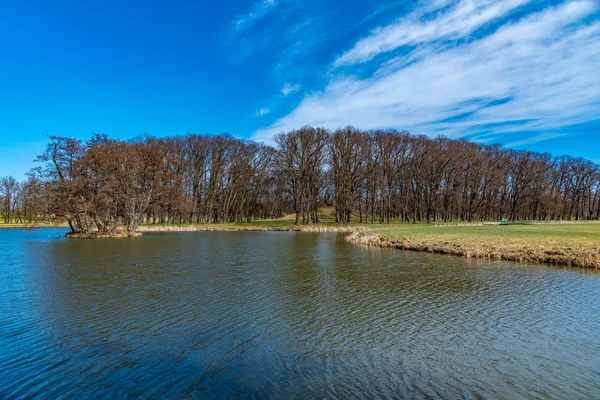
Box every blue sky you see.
[1,0,599,179]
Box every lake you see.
[1,228,599,399]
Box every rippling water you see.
[1,228,600,399]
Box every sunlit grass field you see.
[371,223,600,250]
[350,222,600,268]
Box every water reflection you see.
[0,229,598,398]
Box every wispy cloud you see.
[282,83,300,96]
[255,0,600,146]
[335,0,532,66]
[256,108,272,116]
[505,133,568,147]
[235,0,277,31]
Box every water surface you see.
[1,228,599,398]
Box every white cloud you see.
[335,0,532,66]
[255,1,600,145]
[282,83,300,96]
[256,108,272,116]
[235,0,277,31]
[505,133,568,147]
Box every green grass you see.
[350,222,600,268]
[370,223,600,249]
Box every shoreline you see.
[137,224,369,233]
[346,230,600,269]
[66,231,142,239]
[4,222,599,269]
[0,224,67,229]
[62,224,369,239]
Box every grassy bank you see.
[347,223,600,268]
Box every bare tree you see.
[23,128,600,231]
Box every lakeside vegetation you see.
[65,231,142,238]
[348,222,600,269]
[2,207,599,268]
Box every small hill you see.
[277,206,338,222]
[277,207,366,223]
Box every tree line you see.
[2,127,599,233]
